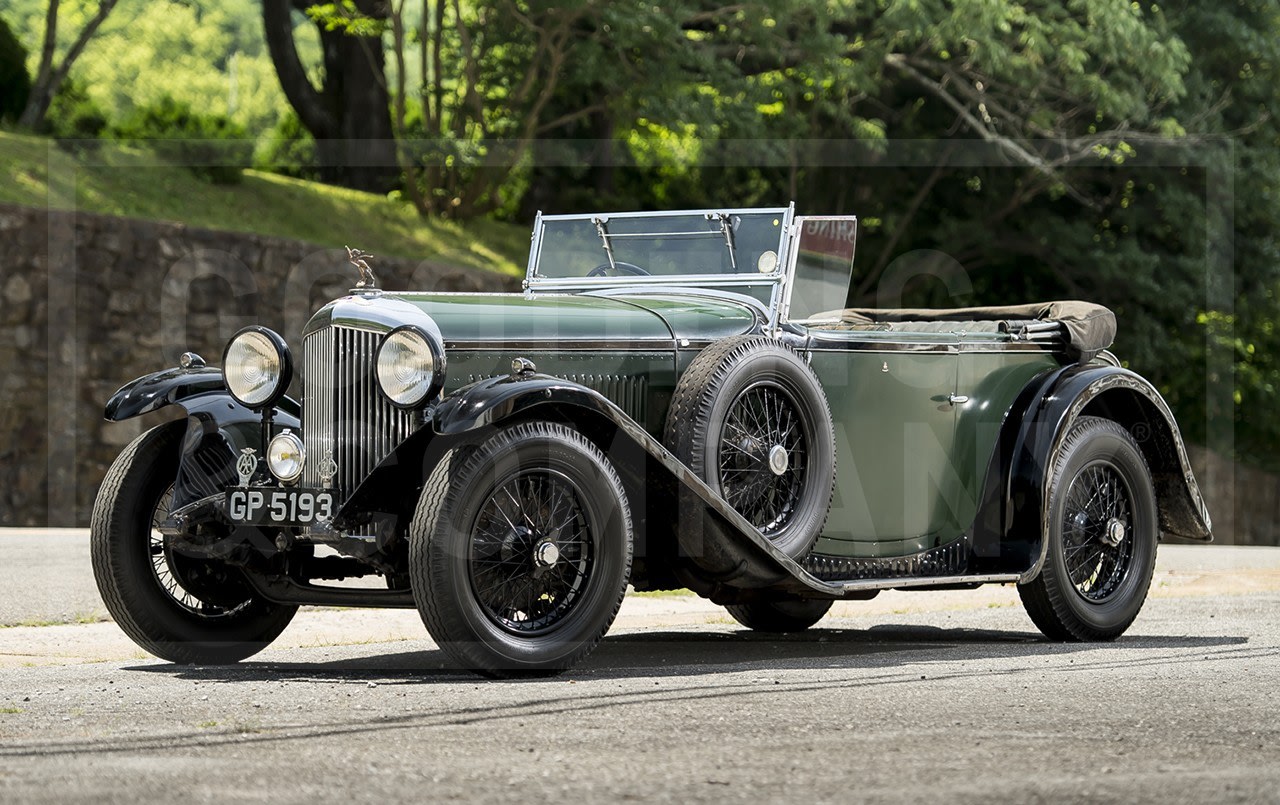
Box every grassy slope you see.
[0,131,527,277]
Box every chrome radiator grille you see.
[302,325,416,497]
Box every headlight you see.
[376,325,446,408]
[223,327,293,410]
[267,430,306,483]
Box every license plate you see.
[225,487,335,526]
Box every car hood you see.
[303,291,761,346]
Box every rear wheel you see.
[1018,416,1158,641]
[725,598,833,632]
[410,422,633,677]
[91,421,296,664]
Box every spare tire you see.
[663,335,836,560]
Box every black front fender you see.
[104,364,300,510]
[105,364,301,423]
[106,365,226,421]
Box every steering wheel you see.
[586,261,650,278]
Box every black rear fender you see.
[971,365,1212,580]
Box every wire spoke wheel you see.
[664,336,836,561]
[146,485,248,619]
[91,420,296,664]
[469,469,595,635]
[1061,463,1134,602]
[717,382,808,535]
[411,422,633,677]
[1017,416,1158,642]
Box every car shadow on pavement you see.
[121,626,1248,685]
[10,631,1255,763]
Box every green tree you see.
[5,0,300,135]
[18,0,120,130]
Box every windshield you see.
[532,211,787,279]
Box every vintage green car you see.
[93,204,1212,676]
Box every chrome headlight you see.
[223,327,293,410]
[267,430,306,483]
[376,325,446,408]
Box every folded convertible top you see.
[810,301,1117,363]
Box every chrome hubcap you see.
[1103,517,1126,548]
[767,444,788,476]
[534,539,560,569]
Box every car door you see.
[806,333,963,557]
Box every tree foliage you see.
[114,95,253,184]
[17,0,119,130]
[5,0,306,135]
[384,0,1269,469]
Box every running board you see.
[831,573,1022,595]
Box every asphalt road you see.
[1,534,1278,803]
[0,530,104,627]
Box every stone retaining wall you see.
[0,203,515,526]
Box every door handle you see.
[947,394,970,406]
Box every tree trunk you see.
[18,0,118,131]
[262,0,397,193]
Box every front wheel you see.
[410,422,633,677]
[91,421,297,664]
[1018,416,1158,641]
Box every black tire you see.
[664,335,835,559]
[725,598,833,632]
[91,421,297,664]
[409,422,633,677]
[1018,416,1158,641]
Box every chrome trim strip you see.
[525,209,543,279]
[585,285,771,322]
[529,274,783,290]
[807,343,958,354]
[444,339,678,352]
[537,205,792,222]
[766,202,796,333]
[806,343,1055,355]
[442,338,1051,355]
[837,573,1022,594]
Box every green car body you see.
[320,290,1059,562]
[95,203,1213,676]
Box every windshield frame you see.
[525,205,795,301]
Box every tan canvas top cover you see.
[811,301,1116,363]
